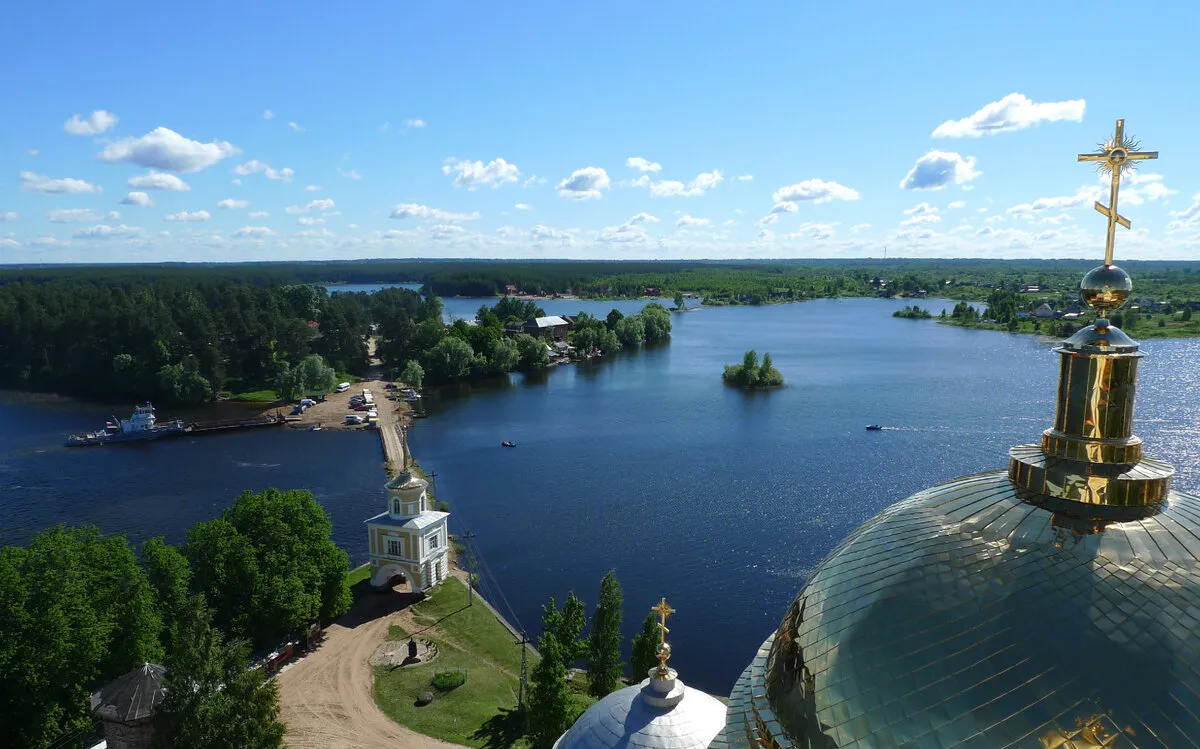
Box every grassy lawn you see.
[229,389,280,402]
[373,577,594,748]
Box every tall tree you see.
[0,527,162,748]
[673,291,685,310]
[629,612,660,680]
[154,596,285,749]
[586,571,624,698]
[399,359,424,388]
[141,537,194,656]
[186,489,350,647]
[559,591,588,665]
[527,631,572,749]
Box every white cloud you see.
[0,212,17,222]
[217,198,249,209]
[339,168,361,180]
[676,215,710,228]
[900,213,942,227]
[735,175,753,182]
[442,158,520,189]
[1006,186,1101,219]
[234,226,276,238]
[0,238,18,248]
[515,203,533,211]
[120,191,153,207]
[28,150,39,157]
[29,235,69,247]
[524,175,547,187]
[626,157,662,173]
[1122,173,1177,205]
[1041,213,1074,225]
[74,223,140,239]
[757,213,779,227]
[263,109,275,120]
[231,178,242,186]
[285,198,336,215]
[772,179,860,205]
[20,171,102,195]
[899,151,980,190]
[634,169,724,198]
[627,212,659,225]
[298,216,325,226]
[389,203,480,221]
[248,211,270,218]
[64,110,119,135]
[722,219,737,227]
[771,201,799,215]
[165,210,211,222]
[232,160,294,181]
[851,223,872,233]
[556,167,611,200]
[948,200,966,209]
[904,202,938,216]
[932,93,1085,137]
[406,119,426,128]
[305,185,322,192]
[97,127,239,172]
[47,208,120,223]
[781,222,836,240]
[288,121,304,132]
[127,172,190,191]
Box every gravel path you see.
[276,592,458,749]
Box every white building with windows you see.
[365,469,450,590]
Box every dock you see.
[186,412,287,434]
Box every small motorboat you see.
[501,441,516,448]
[309,423,322,432]
[865,425,883,431]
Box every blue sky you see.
[2,0,1199,263]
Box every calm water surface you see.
[2,297,1198,695]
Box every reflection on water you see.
[2,297,1198,694]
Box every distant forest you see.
[3,259,1200,405]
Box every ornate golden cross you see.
[651,597,675,675]
[1078,118,1158,266]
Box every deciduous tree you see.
[586,571,624,697]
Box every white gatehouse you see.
[364,470,450,591]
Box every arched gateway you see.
[364,469,450,592]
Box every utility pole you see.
[462,530,477,606]
[516,631,531,715]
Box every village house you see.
[503,283,518,295]
[521,315,570,342]
[1034,303,1056,319]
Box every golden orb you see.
[1080,263,1132,316]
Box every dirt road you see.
[276,592,457,749]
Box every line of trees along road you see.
[0,488,348,749]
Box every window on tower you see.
[392,498,401,514]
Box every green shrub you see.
[432,669,466,691]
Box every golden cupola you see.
[712,120,1200,749]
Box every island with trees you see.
[723,350,785,390]
[893,305,933,319]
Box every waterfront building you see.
[556,120,1200,747]
[521,315,571,342]
[364,469,450,590]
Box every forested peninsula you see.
[4,258,1200,406]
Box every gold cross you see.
[1078,118,1157,266]
[651,597,675,675]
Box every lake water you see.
[3,297,1198,695]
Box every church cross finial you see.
[1078,118,1158,266]
[651,597,676,678]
